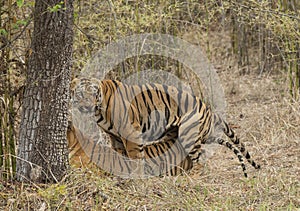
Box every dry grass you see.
[1,30,299,210]
[1,1,299,208]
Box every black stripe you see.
[184,93,189,112]
[94,140,101,163]
[96,114,104,124]
[119,88,129,124]
[111,80,119,88]
[177,88,182,116]
[133,85,144,117]
[162,85,171,105]
[165,105,170,124]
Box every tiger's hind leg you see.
[109,134,128,156]
[142,125,193,176]
[177,104,212,164]
[143,138,193,176]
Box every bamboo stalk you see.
[296,42,300,100]
[288,40,294,98]
[9,89,16,177]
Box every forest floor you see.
[1,31,299,210]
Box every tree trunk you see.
[16,0,74,183]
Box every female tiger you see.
[71,77,260,177]
[67,120,192,176]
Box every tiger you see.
[67,120,91,167]
[71,77,260,177]
[67,118,193,176]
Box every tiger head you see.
[70,77,102,113]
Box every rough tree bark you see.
[16,0,74,183]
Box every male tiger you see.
[71,77,260,177]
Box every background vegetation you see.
[0,0,299,209]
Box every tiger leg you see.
[112,100,144,160]
[109,134,128,156]
[177,105,212,163]
[143,138,193,176]
[118,116,144,159]
[161,126,193,176]
[106,130,143,159]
